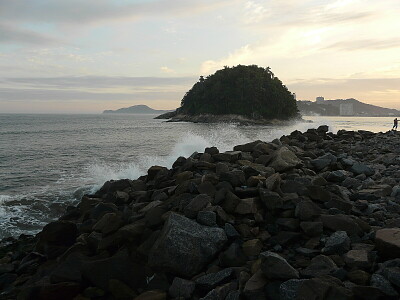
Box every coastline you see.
[1,126,400,299]
[156,112,310,126]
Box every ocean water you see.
[0,114,396,238]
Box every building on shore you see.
[316,96,325,104]
[340,103,354,116]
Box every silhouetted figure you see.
[393,118,398,131]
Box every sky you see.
[0,0,399,113]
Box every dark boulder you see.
[148,213,227,277]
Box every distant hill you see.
[103,105,172,114]
[298,98,400,116]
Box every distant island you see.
[156,65,300,124]
[103,105,172,114]
[298,97,400,117]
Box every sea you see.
[0,114,396,239]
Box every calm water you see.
[0,114,396,238]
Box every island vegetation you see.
[157,65,299,123]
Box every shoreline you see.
[156,112,310,126]
[1,126,400,299]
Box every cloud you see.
[0,87,183,101]
[0,23,60,45]
[160,66,175,74]
[0,0,234,24]
[324,38,400,51]
[0,75,196,89]
[0,75,197,104]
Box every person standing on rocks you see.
[393,118,398,131]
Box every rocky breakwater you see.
[1,127,400,299]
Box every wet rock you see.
[195,268,234,293]
[234,198,259,215]
[260,251,299,280]
[109,279,137,299]
[351,285,383,300]
[82,249,146,291]
[276,218,300,231]
[268,146,301,172]
[350,162,375,176]
[264,173,281,191]
[169,277,195,299]
[327,170,347,182]
[89,202,118,220]
[92,212,123,236]
[297,276,352,300]
[242,270,268,299]
[259,189,282,210]
[307,185,331,202]
[184,194,212,219]
[224,223,240,239]
[35,221,78,258]
[219,170,246,187]
[197,211,217,226]
[301,255,339,278]
[295,199,322,221]
[197,181,216,197]
[300,221,323,237]
[375,228,400,258]
[322,231,351,255]
[321,214,364,236]
[134,290,166,300]
[370,273,399,297]
[344,250,371,269]
[347,270,370,285]
[242,239,263,257]
[219,242,247,267]
[311,153,337,171]
[279,279,307,300]
[148,213,227,277]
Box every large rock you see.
[297,276,352,300]
[169,277,195,299]
[82,249,146,291]
[260,251,299,280]
[375,228,400,258]
[195,268,234,293]
[295,199,322,221]
[307,185,331,202]
[268,146,301,172]
[184,194,212,219]
[321,214,364,236]
[35,221,78,258]
[148,213,227,277]
[301,255,338,278]
[311,153,337,171]
[350,162,374,176]
[322,231,351,255]
[279,279,307,300]
[370,274,399,297]
[344,250,371,269]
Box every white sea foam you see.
[0,195,12,204]
[83,120,319,188]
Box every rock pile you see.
[1,126,400,300]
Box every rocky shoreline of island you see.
[155,112,308,126]
[1,126,400,299]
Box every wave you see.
[83,120,329,189]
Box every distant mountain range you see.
[297,98,400,116]
[103,105,172,114]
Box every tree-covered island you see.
[156,65,300,124]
